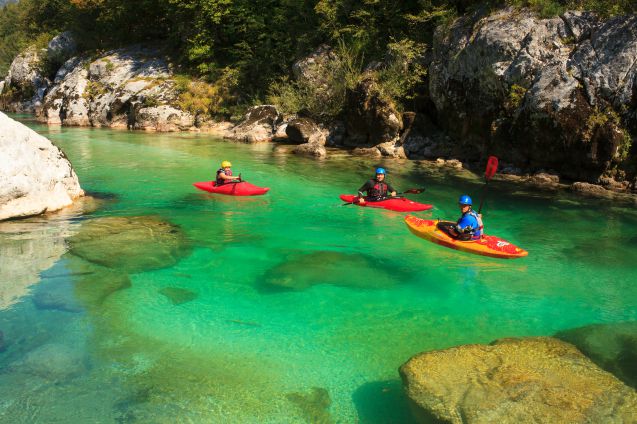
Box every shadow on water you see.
[352,379,418,424]
[554,322,637,389]
[257,250,412,293]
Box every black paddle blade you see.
[403,188,425,194]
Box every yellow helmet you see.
[221,160,232,168]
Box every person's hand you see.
[390,191,397,197]
[358,197,365,204]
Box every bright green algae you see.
[0,116,636,422]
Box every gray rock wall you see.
[427,8,637,183]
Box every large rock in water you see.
[0,112,84,221]
[399,337,637,423]
[429,8,637,182]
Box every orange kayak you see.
[404,215,528,259]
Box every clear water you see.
[1,116,636,423]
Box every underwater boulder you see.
[259,250,406,292]
[68,216,190,273]
[555,321,637,389]
[400,337,637,424]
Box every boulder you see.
[68,216,191,273]
[228,105,281,143]
[46,32,77,66]
[42,57,90,126]
[133,105,194,131]
[2,47,48,112]
[292,142,326,158]
[292,45,337,83]
[286,117,322,144]
[570,181,613,197]
[274,122,288,140]
[555,322,637,389]
[528,172,560,187]
[400,337,637,424]
[0,112,84,221]
[345,75,402,147]
[12,343,88,380]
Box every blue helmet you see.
[459,195,472,205]
[375,167,386,175]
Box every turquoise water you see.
[1,116,636,422]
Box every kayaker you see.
[357,167,397,204]
[216,161,241,186]
[448,195,483,240]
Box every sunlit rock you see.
[0,112,84,221]
[400,337,637,424]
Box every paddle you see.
[477,156,498,214]
[341,187,426,206]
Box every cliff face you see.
[425,8,637,184]
[1,8,636,189]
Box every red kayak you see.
[193,181,269,196]
[340,195,433,212]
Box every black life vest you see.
[216,168,232,185]
[368,179,388,199]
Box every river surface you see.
[1,115,636,423]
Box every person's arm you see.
[387,183,397,197]
[357,181,371,201]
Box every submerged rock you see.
[555,322,637,389]
[13,343,88,380]
[259,251,405,292]
[400,337,637,424]
[33,280,83,313]
[158,287,198,305]
[0,112,84,221]
[68,216,190,273]
[286,387,333,424]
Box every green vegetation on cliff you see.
[1,0,635,116]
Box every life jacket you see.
[457,209,483,240]
[216,168,232,185]
[368,179,388,200]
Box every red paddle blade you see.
[485,156,499,180]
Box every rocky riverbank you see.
[1,7,636,199]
